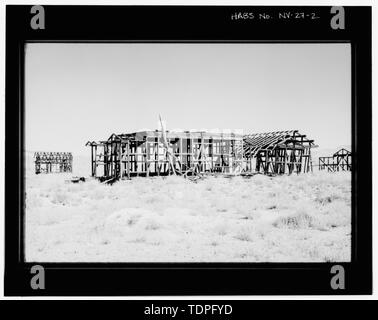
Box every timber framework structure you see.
[34,152,73,174]
[319,148,352,172]
[86,129,316,180]
[86,130,244,180]
[242,130,316,175]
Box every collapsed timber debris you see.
[34,152,73,174]
[319,148,352,172]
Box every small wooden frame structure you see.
[242,130,316,174]
[34,152,73,174]
[86,130,244,179]
[319,148,352,172]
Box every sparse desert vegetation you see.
[25,169,351,262]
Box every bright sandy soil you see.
[25,166,351,262]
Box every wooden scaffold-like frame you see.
[34,152,73,174]
[86,129,317,180]
[319,148,352,172]
[241,130,316,175]
[86,130,244,181]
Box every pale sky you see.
[25,43,351,155]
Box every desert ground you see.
[24,154,351,262]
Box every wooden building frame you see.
[319,148,352,172]
[241,130,316,175]
[86,130,244,180]
[86,129,316,180]
[34,152,73,174]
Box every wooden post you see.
[90,146,94,176]
[126,141,130,179]
[119,143,123,179]
[190,137,193,173]
[265,151,269,174]
[209,138,213,172]
[309,149,313,172]
[146,140,150,177]
[180,137,183,173]
[157,138,160,176]
[104,145,108,177]
[93,144,97,177]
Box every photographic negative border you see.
[5,5,372,295]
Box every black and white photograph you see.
[24,42,352,263]
[4,4,372,296]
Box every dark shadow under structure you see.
[86,129,316,180]
[319,148,352,172]
[34,152,73,174]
